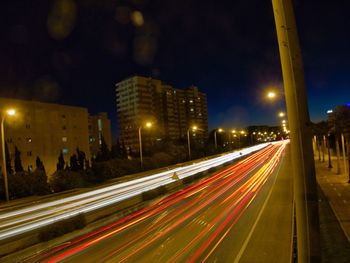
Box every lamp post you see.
[187,126,197,160]
[239,130,245,148]
[1,109,16,201]
[214,128,223,149]
[251,132,256,145]
[272,0,320,261]
[138,122,152,169]
[231,130,236,149]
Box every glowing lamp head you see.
[240,130,245,135]
[145,122,152,128]
[218,128,223,133]
[6,109,16,116]
[192,126,197,131]
[279,112,285,117]
[267,91,276,99]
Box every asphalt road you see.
[28,141,293,263]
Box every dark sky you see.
[1,0,349,137]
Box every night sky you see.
[1,0,349,139]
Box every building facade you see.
[88,112,112,158]
[116,76,208,152]
[0,98,91,176]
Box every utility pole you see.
[271,0,320,262]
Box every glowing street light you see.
[1,108,16,201]
[214,128,224,149]
[187,125,197,160]
[279,111,285,117]
[138,122,152,169]
[267,91,276,99]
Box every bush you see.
[49,170,86,193]
[38,214,86,241]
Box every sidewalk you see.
[315,154,350,262]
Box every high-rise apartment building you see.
[115,76,208,152]
[88,112,112,158]
[0,98,91,175]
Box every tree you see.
[5,142,12,175]
[76,148,86,170]
[111,139,122,158]
[70,154,79,171]
[96,135,110,161]
[57,152,65,171]
[36,156,45,172]
[31,156,50,195]
[14,146,24,173]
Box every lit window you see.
[26,138,32,143]
[62,148,69,155]
[62,137,67,142]
[190,108,194,112]
[189,100,193,103]
[98,119,102,131]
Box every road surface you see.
[26,141,293,262]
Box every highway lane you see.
[27,141,291,262]
[0,143,270,241]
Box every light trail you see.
[29,141,288,263]
[0,143,271,240]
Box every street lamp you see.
[1,109,16,201]
[239,130,245,148]
[138,122,152,169]
[278,111,285,117]
[267,91,276,99]
[187,125,197,160]
[214,128,223,149]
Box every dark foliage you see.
[56,152,65,171]
[14,146,23,173]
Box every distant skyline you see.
[1,0,349,138]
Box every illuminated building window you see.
[62,137,67,142]
[26,137,32,143]
[62,148,69,155]
[98,119,102,131]
[189,100,193,103]
[190,108,194,112]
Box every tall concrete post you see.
[271,0,320,262]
